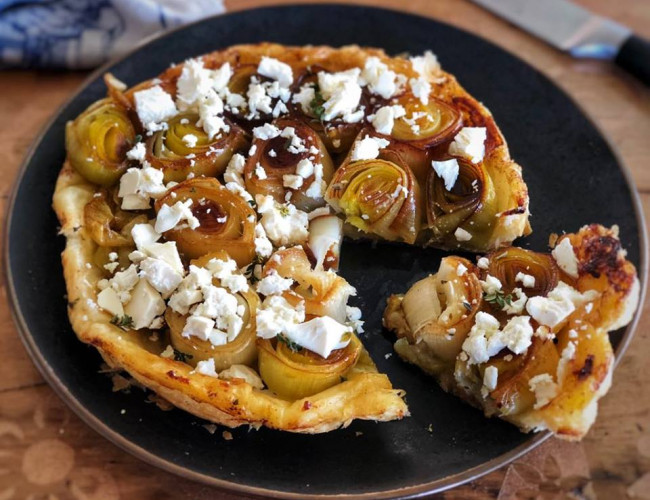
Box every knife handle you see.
[615,35,650,86]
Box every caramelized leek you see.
[486,247,560,297]
[65,98,136,186]
[146,112,247,183]
[484,337,560,415]
[263,246,354,322]
[257,334,362,400]
[244,119,334,211]
[84,193,147,247]
[426,158,498,249]
[385,257,482,374]
[390,94,461,147]
[325,156,422,244]
[154,177,256,266]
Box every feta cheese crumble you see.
[525,282,599,328]
[432,159,459,191]
[552,238,579,278]
[155,199,200,233]
[255,195,309,246]
[350,135,390,161]
[371,105,406,135]
[133,85,178,133]
[448,127,487,164]
[529,373,558,409]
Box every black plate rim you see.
[4,4,648,499]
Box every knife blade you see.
[471,0,650,85]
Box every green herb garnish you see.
[309,88,326,121]
[277,333,302,352]
[110,314,134,329]
[173,348,193,363]
[484,290,513,309]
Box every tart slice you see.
[384,225,640,439]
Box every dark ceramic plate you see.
[6,4,647,499]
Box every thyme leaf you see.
[110,314,134,329]
[277,333,302,352]
[309,88,326,121]
[173,348,193,363]
[484,290,513,309]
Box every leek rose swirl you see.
[325,155,422,244]
[165,252,259,371]
[154,177,256,266]
[425,158,498,249]
[145,112,248,183]
[65,98,136,186]
[257,334,362,401]
[244,119,334,211]
[263,247,354,322]
[389,94,462,148]
[485,247,560,298]
[84,192,147,247]
[384,256,483,375]
[470,336,560,416]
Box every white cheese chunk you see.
[133,86,177,132]
[454,227,472,242]
[154,199,200,233]
[503,288,528,315]
[410,50,441,77]
[350,135,390,161]
[255,195,309,247]
[448,127,487,164]
[253,122,281,140]
[283,174,303,189]
[292,84,316,114]
[529,373,558,409]
[254,223,273,258]
[195,358,219,378]
[317,68,363,122]
[477,257,490,269]
[100,264,139,304]
[256,270,294,296]
[361,57,400,99]
[526,282,599,328]
[432,159,460,191]
[126,142,146,162]
[409,77,431,105]
[515,272,536,288]
[257,56,293,87]
[461,312,534,364]
[124,279,166,330]
[346,305,364,334]
[308,214,342,270]
[97,288,124,317]
[285,316,352,359]
[182,134,198,148]
[223,153,246,186]
[139,257,183,296]
[480,275,503,295]
[483,365,498,393]
[552,238,579,278]
[295,158,315,178]
[371,105,406,135]
[183,315,215,341]
[256,295,305,339]
[141,241,184,275]
[118,166,167,210]
[176,58,214,110]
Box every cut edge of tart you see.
[383,224,640,440]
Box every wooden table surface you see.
[1,0,649,498]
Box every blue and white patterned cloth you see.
[0,0,225,69]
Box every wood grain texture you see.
[0,0,648,498]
